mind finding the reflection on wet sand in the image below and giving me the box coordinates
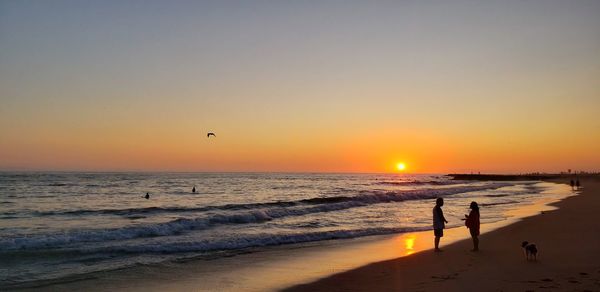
[404,234,416,255]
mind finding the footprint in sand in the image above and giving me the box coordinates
[430,273,459,281]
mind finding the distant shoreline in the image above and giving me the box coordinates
[448,173,600,181]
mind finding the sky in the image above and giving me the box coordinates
[1,0,599,173]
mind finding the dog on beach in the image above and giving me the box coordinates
[521,241,538,261]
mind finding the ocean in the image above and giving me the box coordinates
[0,172,572,288]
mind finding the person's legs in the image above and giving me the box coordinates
[471,235,479,251]
[434,229,443,251]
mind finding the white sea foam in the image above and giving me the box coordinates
[87,226,433,254]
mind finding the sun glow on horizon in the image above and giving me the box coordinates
[396,162,406,172]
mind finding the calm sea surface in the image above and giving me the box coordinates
[0,172,571,287]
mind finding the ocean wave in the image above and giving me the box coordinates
[0,218,211,251]
[7,227,432,257]
[99,226,433,254]
[35,183,511,218]
[0,216,21,219]
[85,184,121,188]
[373,180,458,186]
[34,201,298,217]
[47,183,74,187]
[1,183,511,251]
[479,201,519,207]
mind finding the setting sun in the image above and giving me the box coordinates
[397,163,406,172]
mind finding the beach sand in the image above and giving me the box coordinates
[285,178,600,292]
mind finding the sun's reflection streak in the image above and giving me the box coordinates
[404,234,416,255]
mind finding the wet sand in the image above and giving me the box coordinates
[285,178,600,292]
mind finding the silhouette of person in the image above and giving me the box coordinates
[192,186,196,193]
[465,201,480,251]
[570,179,575,190]
[145,192,150,199]
[575,179,580,190]
[433,198,448,252]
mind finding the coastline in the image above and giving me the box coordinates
[284,177,600,291]
[10,180,577,292]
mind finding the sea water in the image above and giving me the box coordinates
[0,172,571,287]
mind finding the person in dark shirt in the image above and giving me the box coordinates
[432,198,448,252]
[465,201,480,251]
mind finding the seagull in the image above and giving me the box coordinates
[207,132,216,138]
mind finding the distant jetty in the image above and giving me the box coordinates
[448,173,600,181]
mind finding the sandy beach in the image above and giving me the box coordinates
[285,177,600,292]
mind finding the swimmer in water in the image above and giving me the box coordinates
[192,186,196,193]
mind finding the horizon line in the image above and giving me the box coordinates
[0,169,595,175]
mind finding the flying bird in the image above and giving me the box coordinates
[207,132,216,138]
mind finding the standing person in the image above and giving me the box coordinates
[433,198,448,252]
[570,179,575,190]
[575,179,580,190]
[465,201,480,251]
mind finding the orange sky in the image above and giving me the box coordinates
[1,1,599,173]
